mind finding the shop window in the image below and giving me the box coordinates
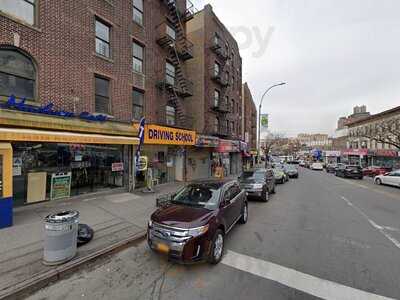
[95,19,110,58]
[133,0,143,26]
[132,89,144,120]
[166,62,175,86]
[166,105,176,126]
[132,42,144,73]
[0,48,36,100]
[0,0,36,25]
[214,90,220,107]
[95,76,110,114]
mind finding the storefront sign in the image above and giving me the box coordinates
[13,166,21,176]
[323,151,341,157]
[373,150,398,157]
[2,95,108,122]
[144,125,196,146]
[217,140,233,153]
[111,162,124,172]
[341,149,369,156]
[13,157,22,166]
[50,172,71,200]
[196,135,219,148]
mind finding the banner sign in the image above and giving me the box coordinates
[196,135,219,148]
[144,125,196,146]
[260,114,269,129]
[2,95,108,122]
[135,118,146,173]
[50,172,71,200]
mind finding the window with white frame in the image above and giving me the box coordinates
[166,106,176,126]
[132,89,144,120]
[0,0,36,25]
[133,0,143,25]
[214,62,220,77]
[166,24,176,40]
[214,90,220,107]
[166,62,175,86]
[133,42,144,73]
[95,19,110,58]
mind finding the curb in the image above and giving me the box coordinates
[0,230,147,300]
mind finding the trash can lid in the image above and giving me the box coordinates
[45,210,80,223]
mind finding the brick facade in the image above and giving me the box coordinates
[186,4,243,140]
[242,82,257,150]
[0,0,192,126]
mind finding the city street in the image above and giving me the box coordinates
[27,169,400,300]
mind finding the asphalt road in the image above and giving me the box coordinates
[28,169,400,300]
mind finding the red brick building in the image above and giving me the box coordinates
[186,4,243,139]
[242,82,257,151]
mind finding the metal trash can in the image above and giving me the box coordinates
[43,210,79,265]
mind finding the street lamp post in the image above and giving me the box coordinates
[258,82,286,163]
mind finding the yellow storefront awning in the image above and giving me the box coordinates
[0,128,139,145]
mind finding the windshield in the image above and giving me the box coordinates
[240,171,266,182]
[171,184,221,210]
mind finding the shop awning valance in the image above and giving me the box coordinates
[0,128,139,145]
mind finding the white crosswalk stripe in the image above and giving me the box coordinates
[222,250,395,300]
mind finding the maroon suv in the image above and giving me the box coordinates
[148,179,248,264]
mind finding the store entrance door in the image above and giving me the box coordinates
[0,143,13,229]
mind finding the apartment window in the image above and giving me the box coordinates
[0,0,36,25]
[95,19,110,58]
[214,90,220,107]
[166,24,176,40]
[166,62,175,86]
[0,48,36,100]
[214,62,220,76]
[232,75,235,87]
[95,76,110,114]
[132,89,144,120]
[214,117,219,132]
[166,106,176,126]
[231,99,235,113]
[231,121,235,134]
[214,33,220,46]
[133,0,143,26]
[132,42,144,73]
[225,96,229,108]
[226,120,229,131]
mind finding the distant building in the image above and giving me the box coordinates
[297,133,332,149]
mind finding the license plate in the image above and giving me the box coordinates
[156,243,170,253]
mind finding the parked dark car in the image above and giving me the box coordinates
[335,165,363,179]
[326,163,338,173]
[239,168,275,202]
[283,164,299,178]
[148,180,247,264]
[363,166,392,177]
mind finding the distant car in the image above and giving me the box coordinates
[299,160,306,167]
[283,164,299,178]
[148,179,248,264]
[273,169,287,184]
[326,163,338,173]
[375,170,400,187]
[311,162,324,171]
[239,168,276,202]
[335,165,363,179]
[363,166,392,177]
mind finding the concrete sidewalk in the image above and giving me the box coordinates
[0,182,184,299]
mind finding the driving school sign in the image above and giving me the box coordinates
[144,125,196,146]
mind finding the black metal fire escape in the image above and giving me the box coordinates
[157,0,194,129]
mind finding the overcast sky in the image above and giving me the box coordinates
[192,0,400,137]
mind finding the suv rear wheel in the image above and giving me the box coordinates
[208,229,224,264]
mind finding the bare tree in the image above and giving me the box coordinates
[262,132,286,155]
[358,117,400,150]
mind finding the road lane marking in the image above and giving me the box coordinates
[341,196,400,250]
[222,250,394,300]
[335,177,400,200]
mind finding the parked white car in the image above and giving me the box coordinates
[374,170,400,188]
[311,162,324,171]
